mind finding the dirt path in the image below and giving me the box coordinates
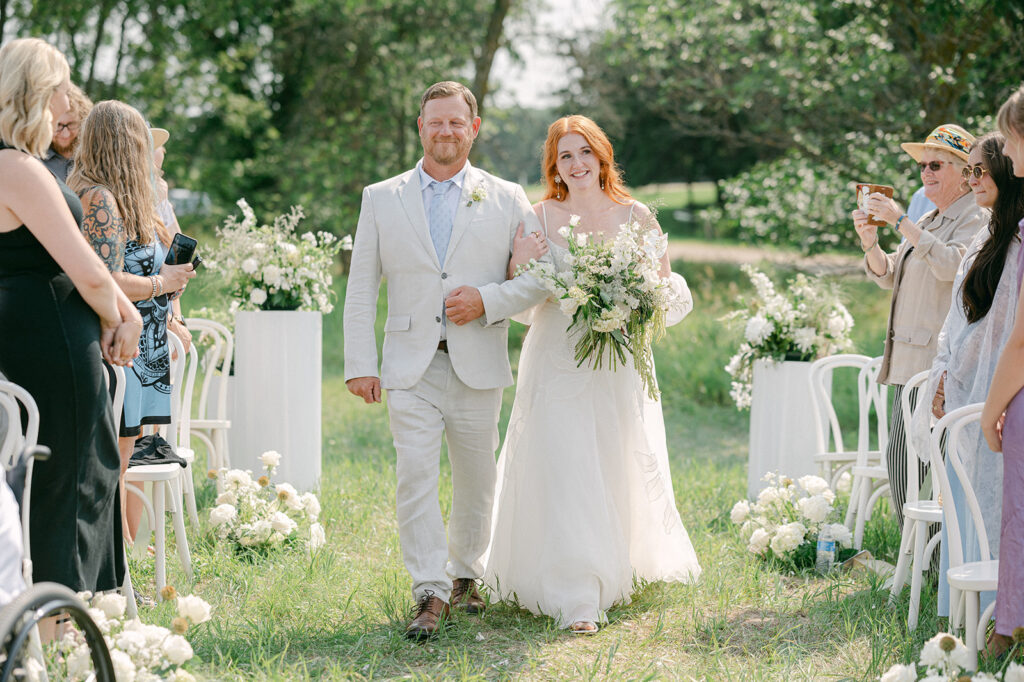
[667,240,863,276]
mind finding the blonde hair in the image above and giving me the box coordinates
[541,115,631,204]
[66,83,93,123]
[0,38,69,157]
[997,85,1024,141]
[68,100,168,246]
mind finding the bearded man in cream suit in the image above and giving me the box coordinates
[343,81,550,640]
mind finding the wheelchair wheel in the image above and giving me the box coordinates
[0,582,114,682]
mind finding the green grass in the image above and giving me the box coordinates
[139,254,1009,681]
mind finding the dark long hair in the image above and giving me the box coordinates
[961,133,1024,323]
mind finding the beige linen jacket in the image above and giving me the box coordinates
[865,192,989,385]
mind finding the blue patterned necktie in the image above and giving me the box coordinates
[428,180,454,264]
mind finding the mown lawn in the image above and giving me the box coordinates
[112,246,1017,680]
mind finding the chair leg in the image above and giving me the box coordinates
[854,479,870,550]
[889,514,914,604]
[169,478,193,581]
[182,464,199,527]
[153,481,166,597]
[215,427,230,469]
[923,531,941,568]
[979,600,998,653]
[845,474,862,530]
[122,547,137,619]
[965,591,979,672]
[908,519,927,631]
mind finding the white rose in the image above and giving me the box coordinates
[209,504,237,527]
[575,233,588,247]
[109,649,136,682]
[747,528,770,555]
[275,483,304,511]
[94,592,127,619]
[730,500,750,525]
[250,288,268,305]
[301,493,321,521]
[262,264,283,287]
[161,634,194,666]
[827,523,853,548]
[558,225,572,239]
[1004,663,1024,682]
[879,664,918,682]
[797,475,831,497]
[225,469,253,491]
[569,214,581,227]
[827,313,848,337]
[215,490,237,506]
[309,522,326,551]
[770,522,806,555]
[270,511,297,535]
[177,594,212,624]
[793,327,817,354]
[67,644,92,678]
[756,486,780,507]
[115,628,148,655]
[260,450,282,469]
[241,258,258,274]
[797,495,831,524]
[559,297,580,317]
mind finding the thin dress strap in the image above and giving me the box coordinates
[540,201,549,238]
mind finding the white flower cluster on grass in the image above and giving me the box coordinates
[517,214,677,399]
[879,631,1024,681]
[209,451,326,554]
[731,472,851,564]
[206,199,345,315]
[53,591,211,681]
[723,265,855,409]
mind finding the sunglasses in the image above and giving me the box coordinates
[917,160,946,172]
[961,164,990,180]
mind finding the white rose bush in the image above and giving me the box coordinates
[206,199,346,314]
[723,265,854,409]
[732,473,853,568]
[50,590,211,681]
[208,451,326,556]
[515,215,678,398]
[879,631,1024,681]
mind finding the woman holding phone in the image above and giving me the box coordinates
[68,100,197,542]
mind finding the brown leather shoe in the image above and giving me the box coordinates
[450,578,486,615]
[405,592,450,640]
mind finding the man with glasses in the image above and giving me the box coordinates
[42,83,91,181]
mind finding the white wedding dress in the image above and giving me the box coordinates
[483,208,701,628]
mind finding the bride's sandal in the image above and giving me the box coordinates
[570,620,599,635]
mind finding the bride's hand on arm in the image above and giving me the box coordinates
[508,222,548,279]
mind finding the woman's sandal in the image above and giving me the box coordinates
[570,620,599,635]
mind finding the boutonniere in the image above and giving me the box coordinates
[466,185,487,207]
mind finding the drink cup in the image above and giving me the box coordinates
[856,183,895,227]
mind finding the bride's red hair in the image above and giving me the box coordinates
[540,115,631,204]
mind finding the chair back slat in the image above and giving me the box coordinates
[185,319,233,423]
[930,402,990,568]
[809,354,872,456]
[901,370,931,504]
[0,380,42,584]
[856,357,888,464]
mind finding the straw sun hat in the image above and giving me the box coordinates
[900,124,974,162]
[149,127,169,148]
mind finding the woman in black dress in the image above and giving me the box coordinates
[0,38,141,594]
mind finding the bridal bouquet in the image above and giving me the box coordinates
[50,590,211,681]
[208,451,326,556]
[206,199,349,314]
[879,632,1024,681]
[723,265,854,409]
[517,215,676,398]
[732,473,854,568]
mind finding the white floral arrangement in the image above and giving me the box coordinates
[207,451,326,555]
[880,632,1024,681]
[206,199,348,315]
[49,589,211,681]
[723,264,854,409]
[731,473,853,568]
[516,215,677,399]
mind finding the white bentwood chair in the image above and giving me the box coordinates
[887,370,942,631]
[845,357,891,549]
[931,402,998,672]
[185,318,233,471]
[809,353,873,489]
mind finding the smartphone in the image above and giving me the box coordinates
[164,232,198,266]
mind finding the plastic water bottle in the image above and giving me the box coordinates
[816,526,836,573]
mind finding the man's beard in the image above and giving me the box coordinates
[52,138,77,157]
[422,134,472,166]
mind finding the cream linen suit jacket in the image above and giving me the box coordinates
[343,163,549,391]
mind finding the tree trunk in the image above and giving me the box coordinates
[86,0,115,92]
[0,0,9,42]
[471,0,513,120]
[111,9,130,98]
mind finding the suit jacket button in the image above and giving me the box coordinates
[441,272,448,279]
[435,316,441,323]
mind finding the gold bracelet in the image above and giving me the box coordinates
[861,235,878,253]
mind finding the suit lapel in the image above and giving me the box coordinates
[444,165,481,266]
[398,171,440,269]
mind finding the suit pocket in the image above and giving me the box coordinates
[892,325,932,346]
[384,314,411,332]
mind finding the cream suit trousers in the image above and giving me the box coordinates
[386,349,503,603]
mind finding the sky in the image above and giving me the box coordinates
[490,0,609,109]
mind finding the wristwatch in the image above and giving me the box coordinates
[172,315,187,328]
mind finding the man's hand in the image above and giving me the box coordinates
[445,286,485,325]
[346,376,382,404]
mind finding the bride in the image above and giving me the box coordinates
[483,115,701,633]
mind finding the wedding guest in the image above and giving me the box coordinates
[913,132,1024,622]
[981,83,1024,658]
[150,126,190,353]
[0,38,141,597]
[854,124,987,530]
[484,115,701,634]
[42,82,90,181]
[69,100,196,542]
